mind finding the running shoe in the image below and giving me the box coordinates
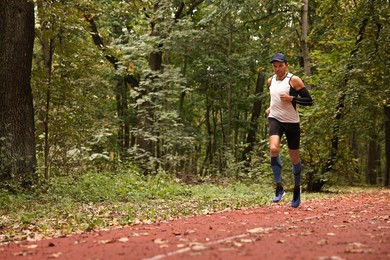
[291,185,301,208]
[272,187,285,202]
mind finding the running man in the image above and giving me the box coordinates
[265,53,313,207]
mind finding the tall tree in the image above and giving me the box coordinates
[242,70,265,163]
[0,0,37,187]
[300,0,311,77]
[36,0,55,180]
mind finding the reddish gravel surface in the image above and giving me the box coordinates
[1,189,389,260]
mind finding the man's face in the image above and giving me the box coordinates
[272,61,288,79]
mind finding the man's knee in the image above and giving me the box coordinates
[289,149,300,164]
[270,145,279,156]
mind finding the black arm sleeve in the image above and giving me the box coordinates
[294,87,313,106]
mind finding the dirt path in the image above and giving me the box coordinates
[1,189,389,260]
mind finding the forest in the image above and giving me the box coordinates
[1,0,390,193]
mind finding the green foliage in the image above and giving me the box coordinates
[303,0,390,186]
[23,0,389,189]
[45,172,177,202]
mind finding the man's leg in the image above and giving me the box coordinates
[270,135,284,202]
[289,149,301,207]
[286,121,302,208]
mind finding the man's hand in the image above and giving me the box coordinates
[265,108,270,117]
[280,93,293,102]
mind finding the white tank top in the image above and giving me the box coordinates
[269,73,299,123]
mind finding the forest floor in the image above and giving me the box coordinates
[0,188,389,260]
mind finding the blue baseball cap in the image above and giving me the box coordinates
[270,53,287,63]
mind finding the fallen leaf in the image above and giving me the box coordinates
[98,239,114,244]
[14,251,35,256]
[22,244,38,249]
[317,239,328,245]
[233,241,243,247]
[218,247,235,251]
[333,225,346,229]
[117,237,129,243]
[154,238,168,244]
[378,226,390,229]
[301,231,314,236]
[185,229,196,235]
[190,242,207,251]
[49,252,62,258]
[131,232,148,236]
[345,242,372,254]
[240,238,254,243]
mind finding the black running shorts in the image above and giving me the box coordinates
[268,117,300,150]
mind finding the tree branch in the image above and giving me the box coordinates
[176,0,205,20]
[85,15,139,87]
[85,15,119,69]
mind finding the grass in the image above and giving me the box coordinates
[0,169,378,244]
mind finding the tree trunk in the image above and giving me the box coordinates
[384,105,390,187]
[242,70,265,163]
[212,105,218,173]
[0,0,37,187]
[201,99,212,175]
[367,138,379,185]
[179,53,188,116]
[115,79,130,162]
[116,79,124,161]
[123,82,130,152]
[301,0,312,78]
[226,16,233,147]
[349,131,360,184]
[36,0,54,180]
